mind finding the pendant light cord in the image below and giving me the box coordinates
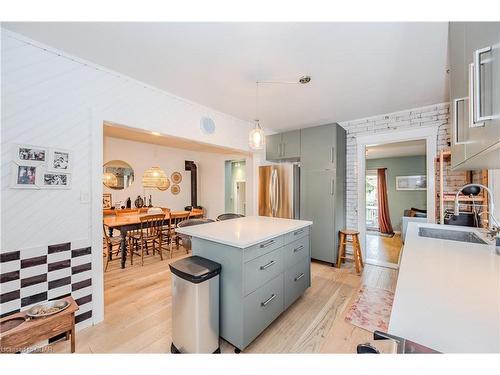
[255,81,260,128]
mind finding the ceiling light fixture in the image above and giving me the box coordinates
[248,75,311,151]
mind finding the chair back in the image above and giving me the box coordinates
[139,214,165,238]
[177,218,215,228]
[216,213,245,221]
[147,207,163,215]
[170,211,190,227]
[103,224,112,245]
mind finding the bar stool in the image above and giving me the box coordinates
[337,229,364,274]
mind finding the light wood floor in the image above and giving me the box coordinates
[366,233,402,265]
[51,248,398,354]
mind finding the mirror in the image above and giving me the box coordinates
[103,160,134,190]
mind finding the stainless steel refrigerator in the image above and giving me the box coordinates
[258,164,300,219]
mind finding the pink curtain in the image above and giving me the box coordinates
[377,168,394,235]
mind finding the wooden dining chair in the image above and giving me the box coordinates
[167,211,190,258]
[189,208,204,218]
[128,214,165,266]
[103,224,122,272]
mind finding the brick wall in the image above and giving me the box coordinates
[338,102,472,230]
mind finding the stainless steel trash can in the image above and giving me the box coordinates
[169,255,221,353]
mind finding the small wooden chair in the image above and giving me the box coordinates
[128,214,165,265]
[337,229,364,274]
[167,211,190,257]
[103,224,122,272]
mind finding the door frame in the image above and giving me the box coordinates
[356,127,438,259]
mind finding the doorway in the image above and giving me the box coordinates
[357,127,437,269]
[224,160,246,215]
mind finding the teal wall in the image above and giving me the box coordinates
[366,156,426,231]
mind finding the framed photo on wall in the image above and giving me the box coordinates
[103,193,112,209]
[47,148,72,172]
[396,175,427,191]
[41,170,72,189]
[14,144,47,164]
[10,162,41,189]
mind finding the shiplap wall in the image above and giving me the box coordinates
[1,29,253,325]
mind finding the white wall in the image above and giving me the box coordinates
[1,29,254,325]
[339,103,451,230]
[104,136,253,219]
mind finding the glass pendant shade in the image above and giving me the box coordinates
[249,122,265,150]
[102,172,118,187]
[142,166,168,188]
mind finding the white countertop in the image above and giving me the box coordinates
[176,216,312,248]
[389,222,500,353]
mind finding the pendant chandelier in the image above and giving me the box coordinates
[102,172,118,188]
[142,166,168,188]
[248,76,311,150]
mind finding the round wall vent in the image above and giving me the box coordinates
[200,117,216,134]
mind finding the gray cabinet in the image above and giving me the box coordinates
[265,130,300,161]
[449,22,469,168]
[300,124,346,264]
[191,228,311,351]
[449,22,500,170]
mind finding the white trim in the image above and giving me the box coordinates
[356,126,438,258]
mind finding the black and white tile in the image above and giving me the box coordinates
[0,242,93,328]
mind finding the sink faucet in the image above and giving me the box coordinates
[454,183,499,239]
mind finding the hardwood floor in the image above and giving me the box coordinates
[51,249,398,354]
[366,232,402,265]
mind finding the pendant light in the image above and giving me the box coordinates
[102,172,118,188]
[142,166,168,188]
[248,76,311,150]
[249,81,265,150]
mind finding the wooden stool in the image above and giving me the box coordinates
[337,229,364,274]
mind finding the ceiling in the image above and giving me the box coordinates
[3,22,449,132]
[366,140,426,159]
[104,122,248,155]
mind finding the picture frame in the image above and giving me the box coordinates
[10,162,41,189]
[103,193,112,209]
[14,144,47,164]
[47,148,72,172]
[396,175,427,191]
[41,170,72,189]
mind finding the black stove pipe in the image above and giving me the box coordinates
[184,160,201,210]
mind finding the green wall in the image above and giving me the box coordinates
[366,156,426,231]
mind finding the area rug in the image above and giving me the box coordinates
[344,285,394,333]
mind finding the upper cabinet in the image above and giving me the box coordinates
[449,22,500,170]
[300,124,337,170]
[265,130,300,161]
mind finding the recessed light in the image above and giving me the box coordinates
[151,131,161,136]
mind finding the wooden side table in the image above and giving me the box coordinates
[0,297,79,353]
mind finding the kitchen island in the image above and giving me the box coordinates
[389,222,500,353]
[176,216,313,351]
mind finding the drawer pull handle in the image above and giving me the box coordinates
[261,293,276,307]
[294,229,304,236]
[294,273,305,282]
[260,260,275,270]
[260,240,275,248]
[293,245,304,253]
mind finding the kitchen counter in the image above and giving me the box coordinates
[180,215,313,351]
[389,222,500,353]
[176,215,313,248]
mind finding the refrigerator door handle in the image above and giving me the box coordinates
[269,169,275,216]
[274,170,279,216]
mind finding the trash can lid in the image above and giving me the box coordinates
[169,255,221,284]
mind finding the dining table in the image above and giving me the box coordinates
[103,211,190,268]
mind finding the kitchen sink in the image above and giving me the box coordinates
[418,227,487,245]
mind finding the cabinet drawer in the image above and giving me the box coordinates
[244,247,283,296]
[284,259,310,310]
[243,274,284,347]
[243,236,284,263]
[283,235,309,269]
[284,227,309,245]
